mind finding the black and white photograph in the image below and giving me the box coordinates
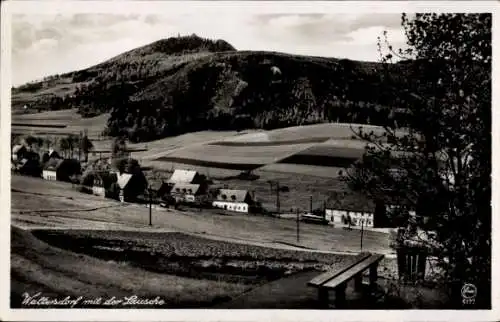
[0,1,498,320]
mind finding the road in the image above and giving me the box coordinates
[11,175,392,255]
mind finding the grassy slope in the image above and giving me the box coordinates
[12,109,109,139]
[11,226,249,308]
[11,175,392,254]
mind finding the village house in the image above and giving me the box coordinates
[170,183,205,203]
[42,158,63,181]
[212,189,254,213]
[12,144,27,162]
[325,193,376,228]
[168,169,205,185]
[81,170,116,197]
[325,207,376,228]
[149,181,173,200]
[114,171,148,203]
[325,189,420,229]
[16,157,42,177]
[91,173,107,197]
[42,158,81,182]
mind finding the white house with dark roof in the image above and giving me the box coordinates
[170,183,204,203]
[212,189,253,213]
[42,158,64,181]
[325,192,376,228]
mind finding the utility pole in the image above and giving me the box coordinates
[296,208,300,243]
[148,187,152,226]
[268,180,281,214]
[276,181,280,214]
[310,195,313,214]
[360,219,365,251]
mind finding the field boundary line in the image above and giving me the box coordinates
[11,187,117,203]
[12,204,122,215]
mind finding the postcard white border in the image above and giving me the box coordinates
[1,1,499,321]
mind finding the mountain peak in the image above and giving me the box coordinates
[131,34,237,57]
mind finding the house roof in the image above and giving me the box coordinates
[18,158,29,166]
[43,158,64,171]
[12,145,26,154]
[325,191,375,213]
[48,149,59,157]
[171,183,201,195]
[116,173,133,189]
[149,180,165,191]
[216,189,250,202]
[168,169,198,183]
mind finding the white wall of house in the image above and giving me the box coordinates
[212,201,249,213]
[42,170,57,181]
[173,194,197,203]
[92,186,105,197]
[325,209,374,227]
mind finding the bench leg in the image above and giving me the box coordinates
[369,263,379,287]
[334,283,347,309]
[354,274,363,292]
[318,288,329,309]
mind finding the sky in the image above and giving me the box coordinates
[12,12,407,86]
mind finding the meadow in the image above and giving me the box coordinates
[11,109,109,140]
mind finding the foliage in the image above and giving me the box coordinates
[80,131,94,162]
[342,13,491,308]
[111,137,128,160]
[13,34,419,142]
[58,134,80,159]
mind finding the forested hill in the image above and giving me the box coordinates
[12,34,415,142]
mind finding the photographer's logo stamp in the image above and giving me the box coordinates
[461,283,477,305]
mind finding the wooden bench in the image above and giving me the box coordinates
[307,252,385,308]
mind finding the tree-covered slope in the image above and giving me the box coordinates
[12,34,414,142]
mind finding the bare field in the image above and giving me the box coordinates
[239,123,385,142]
[210,136,330,146]
[157,142,314,166]
[257,163,344,179]
[218,123,408,145]
[12,108,81,122]
[129,131,244,161]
